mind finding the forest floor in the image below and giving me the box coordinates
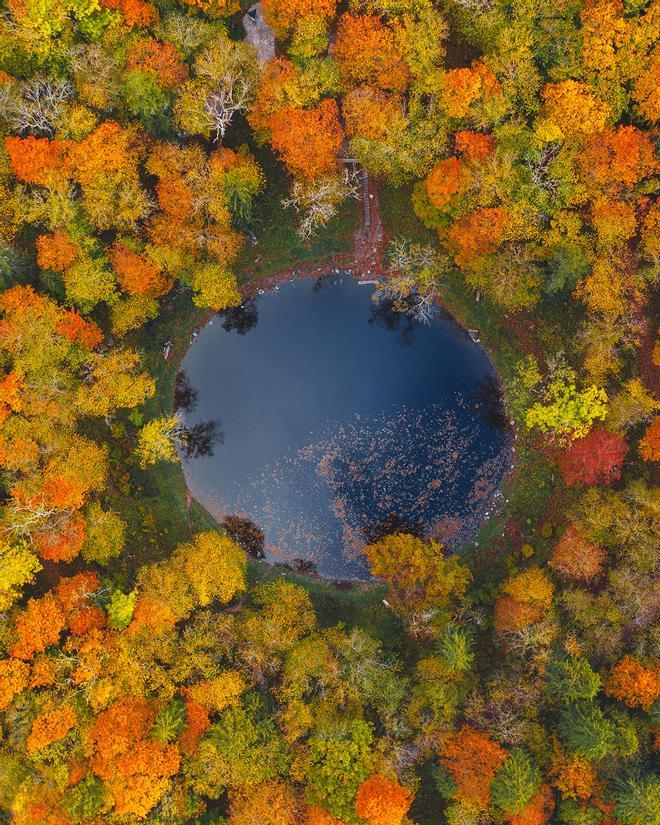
[638,301,659,397]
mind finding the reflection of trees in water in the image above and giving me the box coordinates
[223,514,265,559]
[314,274,347,292]
[364,512,424,545]
[173,371,197,413]
[369,298,416,347]
[183,419,223,458]
[175,371,222,459]
[474,374,509,430]
[289,558,318,576]
[220,298,258,335]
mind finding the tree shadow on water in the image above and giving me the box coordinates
[368,298,416,347]
[223,515,265,559]
[219,298,258,335]
[313,275,337,291]
[183,419,223,459]
[473,374,509,430]
[173,371,198,413]
[363,512,425,545]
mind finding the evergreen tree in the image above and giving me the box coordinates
[546,655,602,702]
[490,748,542,815]
[614,773,660,825]
[438,625,474,673]
[151,696,187,743]
[558,703,618,759]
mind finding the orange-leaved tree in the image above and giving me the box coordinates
[540,80,611,140]
[342,87,404,141]
[578,126,656,193]
[88,696,180,818]
[179,697,211,756]
[11,593,66,660]
[36,231,80,272]
[228,781,299,824]
[125,39,188,88]
[0,657,29,710]
[110,242,173,298]
[439,61,504,120]
[354,774,413,825]
[67,121,150,233]
[27,706,77,754]
[591,199,636,248]
[0,284,150,571]
[56,309,104,350]
[269,99,343,180]
[303,804,346,824]
[551,749,597,801]
[55,571,106,636]
[510,784,555,825]
[455,130,495,160]
[334,14,409,92]
[5,136,71,185]
[605,655,660,711]
[639,415,660,461]
[439,725,507,809]
[494,569,554,635]
[424,157,472,212]
[98,0,158,26]
[549,525,608,582]
[447,206,509,267]
[262,0,336,39]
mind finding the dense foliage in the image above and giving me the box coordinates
[0,0,657,822]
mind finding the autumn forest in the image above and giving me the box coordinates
[0,0,657,822]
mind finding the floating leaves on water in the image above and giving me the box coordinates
[196,402,511,579]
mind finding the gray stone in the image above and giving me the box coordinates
[242,3,276,65]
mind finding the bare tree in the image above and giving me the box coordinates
[71,44,120,110]
[204,74,255,142]
[524,143,561,197]
[452,0,496,15]
[194,37,259,143]
[155,12,213,56]
[388,239,443,275]
[283,168,362,241]
[500,619,558,660]
[464,672,544,745]
[0,76,72,136]
[375,239,449,324]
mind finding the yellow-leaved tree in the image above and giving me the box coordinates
[136,417,187,467]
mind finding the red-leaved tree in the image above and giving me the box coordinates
[556,428,627,486]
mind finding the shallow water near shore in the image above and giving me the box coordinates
[179,276,512,579]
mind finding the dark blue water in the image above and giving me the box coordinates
[179,276,511,578]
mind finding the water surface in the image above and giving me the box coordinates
[179,276,511,578]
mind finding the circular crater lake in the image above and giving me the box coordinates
[178,276,512,579]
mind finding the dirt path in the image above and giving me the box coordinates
[351,174,388,275]
[636,307,659,397]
